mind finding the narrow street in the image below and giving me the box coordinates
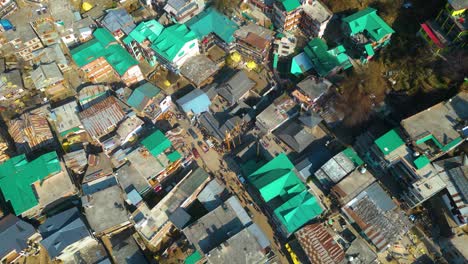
[166,110,289,264]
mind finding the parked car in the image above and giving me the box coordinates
[205,139,214,148]
[188,128,198,139]
[192,147,200,159]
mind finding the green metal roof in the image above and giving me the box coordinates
[127,82,161,111]
[303,38,352,77]
[186,8,239,43]
[374,129,405,156]
[125,20,198,61]
[278,0,301,12]
[413,155,430,170]
[71,28,138,76]
[342,7,395,42]
[141,130,172,157]
[364,43,375,56]
[248,153,322,233]
[342,147,364,166]
[274,190,323,233]
[167,151,182,162]
[273,54,279,69]
[0,152,62,215]
[184,251,202,264]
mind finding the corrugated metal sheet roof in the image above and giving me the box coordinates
[127,82,161,111]
[79,96,125,139]
[176,89,211,115]
[101,8,136,35]
[186,8,239,43]
[342,7,395,41]
[141,130,171,157]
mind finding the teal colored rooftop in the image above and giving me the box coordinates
[141,130,172,157]
[374,129,405,156]
[342,147,364,166]
[71,28,138,76]
[278,0,301,12]
[127,82,161,111]
[0,152,62,215]
[248,153,323,234]
[186,7,239,43]
[342,7,395,42]
[292,38,352,76]
[124,20,198,61]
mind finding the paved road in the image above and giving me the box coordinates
[167,110,289,264]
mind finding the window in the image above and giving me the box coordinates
[189,42,196,49]
[178,50,184,57]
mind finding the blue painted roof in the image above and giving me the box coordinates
[0,214,36,259]
[176,89,211,115]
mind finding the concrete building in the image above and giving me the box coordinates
[0,0,17,18]
[400,91,467,161]
[233,23,275,63]
[292,76,332,110]
[105,228,148,264]
[0,68,24,102]
[31,44,70,72]
[179,55,219,88]
[49,101,84,140]
[126,82,172,123]
[274,33,297,57]
[81,184,130,236]
[300,0,332,38]
[273,0,302,31]
[216,70,256,106]
[30,63,64,92]
[256,93,299,133]
[100,8,136,39]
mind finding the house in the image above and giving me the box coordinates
[419,0,467,52]
[246,153,323,236]
[291,38,352,76]
[256,93,298,133]
[216,71,255,106]
[105,228,148,264]
[293,76,333,110]
[233,23,275,63]
[31,44,70,72]
[30,63,64,92]
[130,167,210,248]
[206,223,271,264]
[100,8,136,39]
[82,153,114,185]
[342,8,394,61]
[49,1,96,47]
[0,132,10,163]
[176,89,211,118]
[49,101,84,139]
[126,82,172,122]
[314,147,364,188]
[294,223,345,264]
[183,196,253,253]
[300,0,333,38]
[0,214,40,263]
[186,7,239,48]
[0,151,76,217]
[179,55,220,88]
[274,33,297,57]
[434,155,468,226]
[295,143,333,182]
[248,0,274,13]
[31,17,61,46]
[342,182,411,251]
[400,91,467,160]
[0,68,24,101]
[79,96,126,141]
[71,28,143,86]
[63,149,88,174]
[273,0,302,31]
[274,111,330,153]
[115,114,144,146]
[82,184,130,236]
[0,0,17,18]
[117,130,183,192]
[77,84,111,109]
[8,112,56,154]
[39,207,102,262]
[164,0,201,23]
[197,179,227,212]
[330,168,376,205]
[124,20,199,69]
[198,112,243,142]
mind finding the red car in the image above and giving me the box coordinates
[192,148,200,159]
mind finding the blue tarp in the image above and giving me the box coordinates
[0,19,13,31]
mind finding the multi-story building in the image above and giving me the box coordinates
[124,20,199,71]
[419,0,467,52]
[0,0,17,18]
[233,23,275,64]
[342,8,394,62]
[164,0,200,23]
[273,0,302,31]
[300,0,332,38]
